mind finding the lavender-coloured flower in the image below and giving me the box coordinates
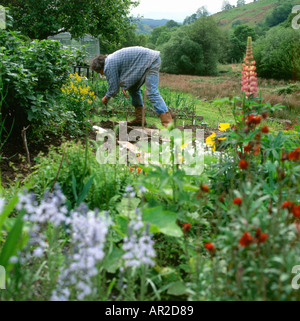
[122,213,156,268]
[51,206,111,301]
[138,185,147,193]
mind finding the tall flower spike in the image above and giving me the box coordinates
[241,37,257,99]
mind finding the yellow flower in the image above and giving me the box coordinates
[206,132,216,151]
[181,142,189,149]
[218,123,230,131]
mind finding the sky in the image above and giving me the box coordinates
[130,0,252,22]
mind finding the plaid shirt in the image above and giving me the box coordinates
[104,46,160,98]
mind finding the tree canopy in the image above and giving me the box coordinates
[2,0,138,41]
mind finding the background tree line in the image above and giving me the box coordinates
[2,0,300,80]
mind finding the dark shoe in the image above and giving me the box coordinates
[127,107,147,126]
[160,111,173,128]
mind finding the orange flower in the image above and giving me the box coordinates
[182,223,191,233]
[255,132,261,140]
[254,228,268,244]
[257,233,268,244]
[281,201,294,211]
[244,144,251,153]
[253,115,262,125]
[130,167,135,172]
[201,184,210,193]
[288,148,300,161]
[239,232,253,247]
[204,242,216,253]
[253,143,261,156]
[255,228,261,238]
[137,168,142,174]
[239,159,249,170]
[219,194,225,203]
[292,205,300,218]
[261,125,269,134]
[233,197,242,206]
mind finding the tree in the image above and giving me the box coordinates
[222,1,235,11]
[183,6,209,25]
[1,0,138,42]
[183,14,197,25]
[165,20,179,29]
[237,0,246,7]
[150,25,168,46]
[189,17,221,75]
[230,24,256,61]
[265,3,293,28]
[160,30,204,75]
[253,26,300,80]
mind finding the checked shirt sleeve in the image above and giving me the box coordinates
[104,61,120,98]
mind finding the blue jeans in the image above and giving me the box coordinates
[129,57,168,115]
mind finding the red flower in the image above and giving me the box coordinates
[262,112,268,119]
[239,159,249,169]
[255,228,261,238]
[281,152,288,162]
[253,115,262,125]
[257,233,268,244]
[239,232,253,247]
[129,167,135,172]
[233,197,242,206]
[255,132,261,140]
[288,148,300,161]
[244,144,251,153]
[247,114,256,124]
[254,228,268,244]
[182,223,192,233]
[292,205,300,219]
[219,194,225,203]
[253,143,261,156]
[201,184,210,193]
[261,125,269,134]
[281,201,294,210]
[204,242,216,253]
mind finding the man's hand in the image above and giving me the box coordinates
[102,96,109,105]
[122,89,129,98]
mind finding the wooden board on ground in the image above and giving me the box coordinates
[117,140,161,166]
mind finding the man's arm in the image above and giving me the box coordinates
[104,65,120,100]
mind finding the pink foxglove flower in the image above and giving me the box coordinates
[241,36,257,99]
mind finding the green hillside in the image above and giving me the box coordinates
[135,18,170,35]
[212,0,299,30]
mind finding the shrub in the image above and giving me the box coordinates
[253,27,300,80]
[160,30,204,75]
[0,29,86,139]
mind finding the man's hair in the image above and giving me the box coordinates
[90,54,107,72]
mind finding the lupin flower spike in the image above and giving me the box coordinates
[241,36,257,99]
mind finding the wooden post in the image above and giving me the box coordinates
[142,89,146,130]
[21,125,31,166]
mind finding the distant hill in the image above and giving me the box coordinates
[134,18,171,35]
[211,0,299,30]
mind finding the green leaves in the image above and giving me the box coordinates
[143,206,183,238]
[167,280,187,296]
[0,214,24,269]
